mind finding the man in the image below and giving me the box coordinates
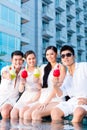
[51,45,87,123]
[0,50,24,119]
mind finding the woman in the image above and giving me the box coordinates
[23,46,66,122]
[10,50,41,119]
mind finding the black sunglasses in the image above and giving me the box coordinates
[61,53,73,59]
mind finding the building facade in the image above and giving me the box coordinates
[0,0,30,69]
[0,0,87,70]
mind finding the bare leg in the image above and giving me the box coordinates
[1,104,13,119]
[19,106,29,119]
[51,107,64,123]
[10,108,19,119]
[72,107,86,123]
[72,122,83,130]
[23,103,40,123]
[32,102,58,121]
[0,118,10,130]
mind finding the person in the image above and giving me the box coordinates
[10,50,41,119]
[51,45,87,123]
[23,46,66,121]
[0,50,24,119]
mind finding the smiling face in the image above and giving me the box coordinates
[46,49,57,64]
[61,50,75,67]
[11,55,23,70]
[26,53,36,67]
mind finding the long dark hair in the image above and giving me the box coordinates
[42,46,57,88]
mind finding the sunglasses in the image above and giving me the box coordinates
[61,53,73,59]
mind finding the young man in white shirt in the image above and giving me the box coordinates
[0,50,24,119]
[51,45,87,123]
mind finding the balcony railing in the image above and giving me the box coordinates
[21,0,30,4]
[42,7,53,21]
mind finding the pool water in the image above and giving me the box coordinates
[0,118,87,130]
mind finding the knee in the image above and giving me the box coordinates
[19,108,25,119]
[32,110,41,120]
[51,108,59,120]
[74,108,86,117]
[10,108,19,119]
[1,105,12,119]
[51,107,64,121]
[1,109,9,119]
[24,110,31,120]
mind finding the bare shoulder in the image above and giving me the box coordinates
[59,63,66,70]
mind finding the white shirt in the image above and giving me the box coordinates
[61,62,87,98]
[0,65,21,105]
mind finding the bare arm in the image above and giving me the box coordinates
[18,79,26,93]
[78,97,87,105]
[53,64,66,96]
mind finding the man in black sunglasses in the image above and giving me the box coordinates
[51,45,87,123]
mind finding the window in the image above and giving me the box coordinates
[1,5,20,32]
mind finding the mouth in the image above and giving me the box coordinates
[15,64,22,68]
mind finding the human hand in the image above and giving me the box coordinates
[78,98,87,105]
[37,103,48,110]
[2,71,12,80]
[53,77,62,88]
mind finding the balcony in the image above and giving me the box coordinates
[67,25,75,33]
[42,28,53,38]
[42,0,53,4]
[77,31,85,38]
[56,33,66,43]
[77,45,85,51]
[75,2,83,12]
[67,8,75,19]
[21,18,29,24]
[21,0,30,4]
[55,1,65,12]
[76,15,84,25]
[66,0,75,5]
[21,6,30,24]
[56,15,65,28]
[21,27,30,44]
[42,8,53,21]
[21,35,30,45]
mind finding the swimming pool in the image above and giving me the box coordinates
[0,118,87,130]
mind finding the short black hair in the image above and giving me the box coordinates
[60,45,75,56]
[11,50,24,58]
